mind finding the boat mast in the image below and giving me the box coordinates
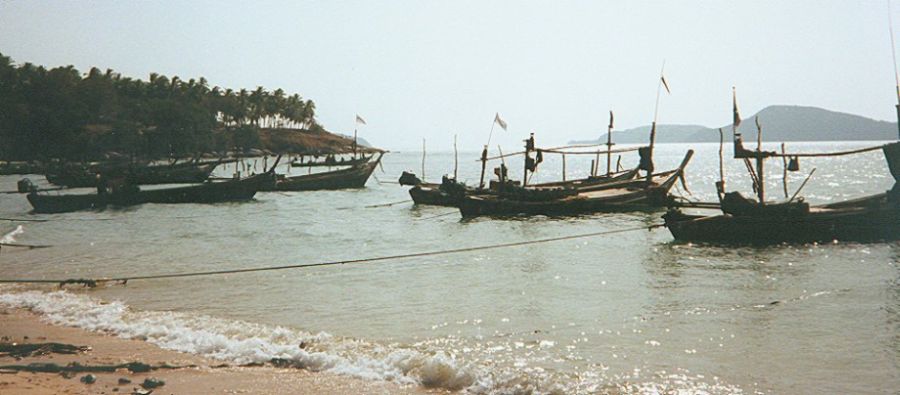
[890,0,900,138]
[606,110,614,175]
[755,116,765,204]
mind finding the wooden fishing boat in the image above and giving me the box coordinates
[290,154,372,167]
[45,160,223,187]
[663,189,898,244]
[261,153,382,191]
[458,150,693,217]
[0,161,46,175]
[27,171,274,214]
[662,89,900,245]
[402,168,641,208]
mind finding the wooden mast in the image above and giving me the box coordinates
[755,116,765,204]
[453,134,458,180]
[606,110,614,175]
[890,0,900,138]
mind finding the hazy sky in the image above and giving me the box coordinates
[0,0,897,150]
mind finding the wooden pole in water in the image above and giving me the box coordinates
[718,128,726,202]
[479,145,488,189]
[453,134,458,180]
[421,138,426,181]
[562,153,567,182]
[781,143,789,198]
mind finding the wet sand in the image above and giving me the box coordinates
[0,308,437,394]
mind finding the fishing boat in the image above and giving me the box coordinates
[662,90,900,245]
[458,150,694,217]
[0,161,46,175]
[45,159,224,187]
[27,169,275,214]
[290,154,372,167]
[401,125,644,208]
[663,189,898,244]
[261,153,382,191]
[400,168,641,208]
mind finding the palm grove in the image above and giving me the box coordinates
[0,52,322,161]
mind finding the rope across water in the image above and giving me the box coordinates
[0,224,662,285]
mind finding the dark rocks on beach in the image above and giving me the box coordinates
[79,374,97,384]
[118,377,132,385]
[141,377,165,389]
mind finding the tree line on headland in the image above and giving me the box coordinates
[0,52,330,162]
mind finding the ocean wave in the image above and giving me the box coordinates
[1,225,24,244]
[0,289,743,394]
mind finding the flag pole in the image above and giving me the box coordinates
[606,110,614,175]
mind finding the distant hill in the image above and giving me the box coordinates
[570,105,899,145]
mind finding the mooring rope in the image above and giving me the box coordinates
[0,224,663,285]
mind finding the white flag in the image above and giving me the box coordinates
[660,75,671,94]
[355,114,367,125]
[493,112,508,131]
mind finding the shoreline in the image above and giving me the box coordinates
[0,307,438,394]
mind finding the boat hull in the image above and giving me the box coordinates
[458,151,692,217]
[27,173,273,213]
[408,168,640,208]
[263,155,381,192]
[663,194,899,244]
[46,161,220,187]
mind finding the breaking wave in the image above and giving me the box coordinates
[1,225,24,244]
[0,288,743,394]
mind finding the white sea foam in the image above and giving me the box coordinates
[0,289,487,391]
[0,289,744,395]
[1,225,24,244]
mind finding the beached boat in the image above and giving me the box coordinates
[458,150,693,217]
[45,160,223,187]
[261,153,382,191]
[27,171,274,213]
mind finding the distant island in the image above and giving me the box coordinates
[0,52,369,162]
[570,105,899,145]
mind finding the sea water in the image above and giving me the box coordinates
[0,141,897,394]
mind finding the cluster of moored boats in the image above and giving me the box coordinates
[398,103,900,245]
[3,97,898,246]
[9,151,383,214]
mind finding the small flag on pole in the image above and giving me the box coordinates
[608,110,614,129]
[355,114,367,125]
[493,112,508,131]
[660,75,671,94]
[732,87,741,129]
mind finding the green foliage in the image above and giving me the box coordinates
[0,52,319,160]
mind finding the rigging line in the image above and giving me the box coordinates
[0,224,663,284]
[0,243,52,249]
[414,211,458,221]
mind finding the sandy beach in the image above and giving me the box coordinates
[0,308,436,395]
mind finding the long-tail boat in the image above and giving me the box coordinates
[290,154,372,167]
[0,161,47,175]
[261,153,383,191]
[458,150,694,217]
[401,124,642,207]
[45,159,225,187]
[400,168,640,208]
[27,159,279,214]
[662,89,900,244]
